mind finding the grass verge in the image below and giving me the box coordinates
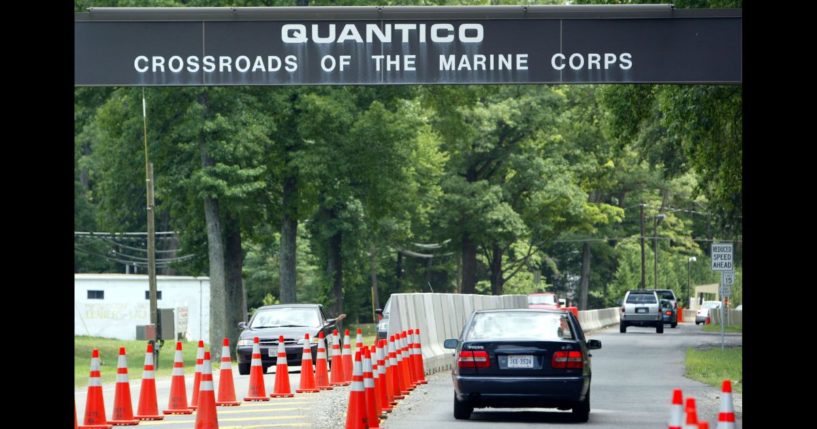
[75,336,204,388]
[702,323,742,333]
[685,346,742,393]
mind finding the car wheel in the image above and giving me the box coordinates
[453,393,473,420]
[656,323,664,334]
[572,388,590,422]
[238,363,250,375]
[671,321,678,328]
[619,322,627,333]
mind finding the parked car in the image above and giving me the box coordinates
[620,290,663,334]
[235,304,345,375]
[376,297,392,340]
[443,309,601,422]
[695,300,722,325]
[660,299,678,328]
[527,292,561,310]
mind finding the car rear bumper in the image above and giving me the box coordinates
[453,374,587,407]
[622,314,661,322]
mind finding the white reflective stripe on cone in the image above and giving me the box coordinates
[90,357,100,371]
[144,352,154,366]
[200,380,214,391]
[175,350,184,362]
[117,374,129,383]
[89,377,101,387]
[143,370,155,379]
[172,366,185,376]
[251,358,262,366]
[118,354,128,368]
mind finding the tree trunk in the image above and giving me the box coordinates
[199,91,228,359]
[579,242,591,310]
[279,175,298,303]
[370,241,380,322]
[224,211,247,356]
[490,242,503,295]
[395,251,403,292]
[461,234,477,294]
[327,228,343,316]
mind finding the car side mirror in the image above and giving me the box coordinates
[443,339,459,349]
[587,339,602,350]
[238,321,247,330]
[325,318,335,325]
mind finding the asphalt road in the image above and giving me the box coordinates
[382,322,742,429]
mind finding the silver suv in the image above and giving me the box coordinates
[620,290,663,334]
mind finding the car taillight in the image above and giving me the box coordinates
[552,351,583,369]
[665,311,672,316]
[621,307,625,313]
[458,350,490,368]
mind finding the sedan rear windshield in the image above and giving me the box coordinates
[627,293,657,304]
[465,312,574,341]
[250,307,321,329]
[656,291,675,300]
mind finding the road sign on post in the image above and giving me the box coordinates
[711,243,733,271]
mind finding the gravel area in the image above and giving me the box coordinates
[307,370,449,429]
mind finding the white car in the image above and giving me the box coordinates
[695,301,722,325]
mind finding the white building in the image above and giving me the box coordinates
[74,273,210,341]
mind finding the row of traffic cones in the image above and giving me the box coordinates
[345,328,428,429]
[668,380,737,429]
[79,339,243,428]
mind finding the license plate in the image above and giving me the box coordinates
[636,308,648,313]
[507,355,534,369]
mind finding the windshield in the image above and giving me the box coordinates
[528,294,557,305]
[465,312,574,341]
[250,307,321,329]
[627,293,657,304]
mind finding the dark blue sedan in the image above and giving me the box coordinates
[444,309,601,422]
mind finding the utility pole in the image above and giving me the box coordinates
[143,89,159,361]
[653,214,665,289]
[640,203,646,289]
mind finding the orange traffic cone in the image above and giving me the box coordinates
[375,341,392,412]
[412,329,427,385]
[369,345,383,417]
[216,338,240,407]
[362,347,380,429]
[109,347,138,425]
[75,401,78,429]
[668,388,683,429]
[345,351,368,429]
[190,340,205,410]
[355,328,364,356]
[314,332,333,391]
[388,335,404,401]
[716,380,736,429]
[134,343,163,420]
[397,332,412,394]
[194,351,219,429]
[296,334,319,393]
[342,329,353,383]
[402,331,417,389]
[330,329,348,386]
[164,341,193,415]
[684,397,699,429]
[699,423,710,429]
[243,337,270,401]
[270,336,294,398]
[79,349,112,429]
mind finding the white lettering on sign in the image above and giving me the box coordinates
[711,243,734,272]
[134,55,299,74]
[282,23,484,44]
[440,54,527,71]
[550,52,633,71]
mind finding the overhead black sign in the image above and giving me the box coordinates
[75,6,741,86]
